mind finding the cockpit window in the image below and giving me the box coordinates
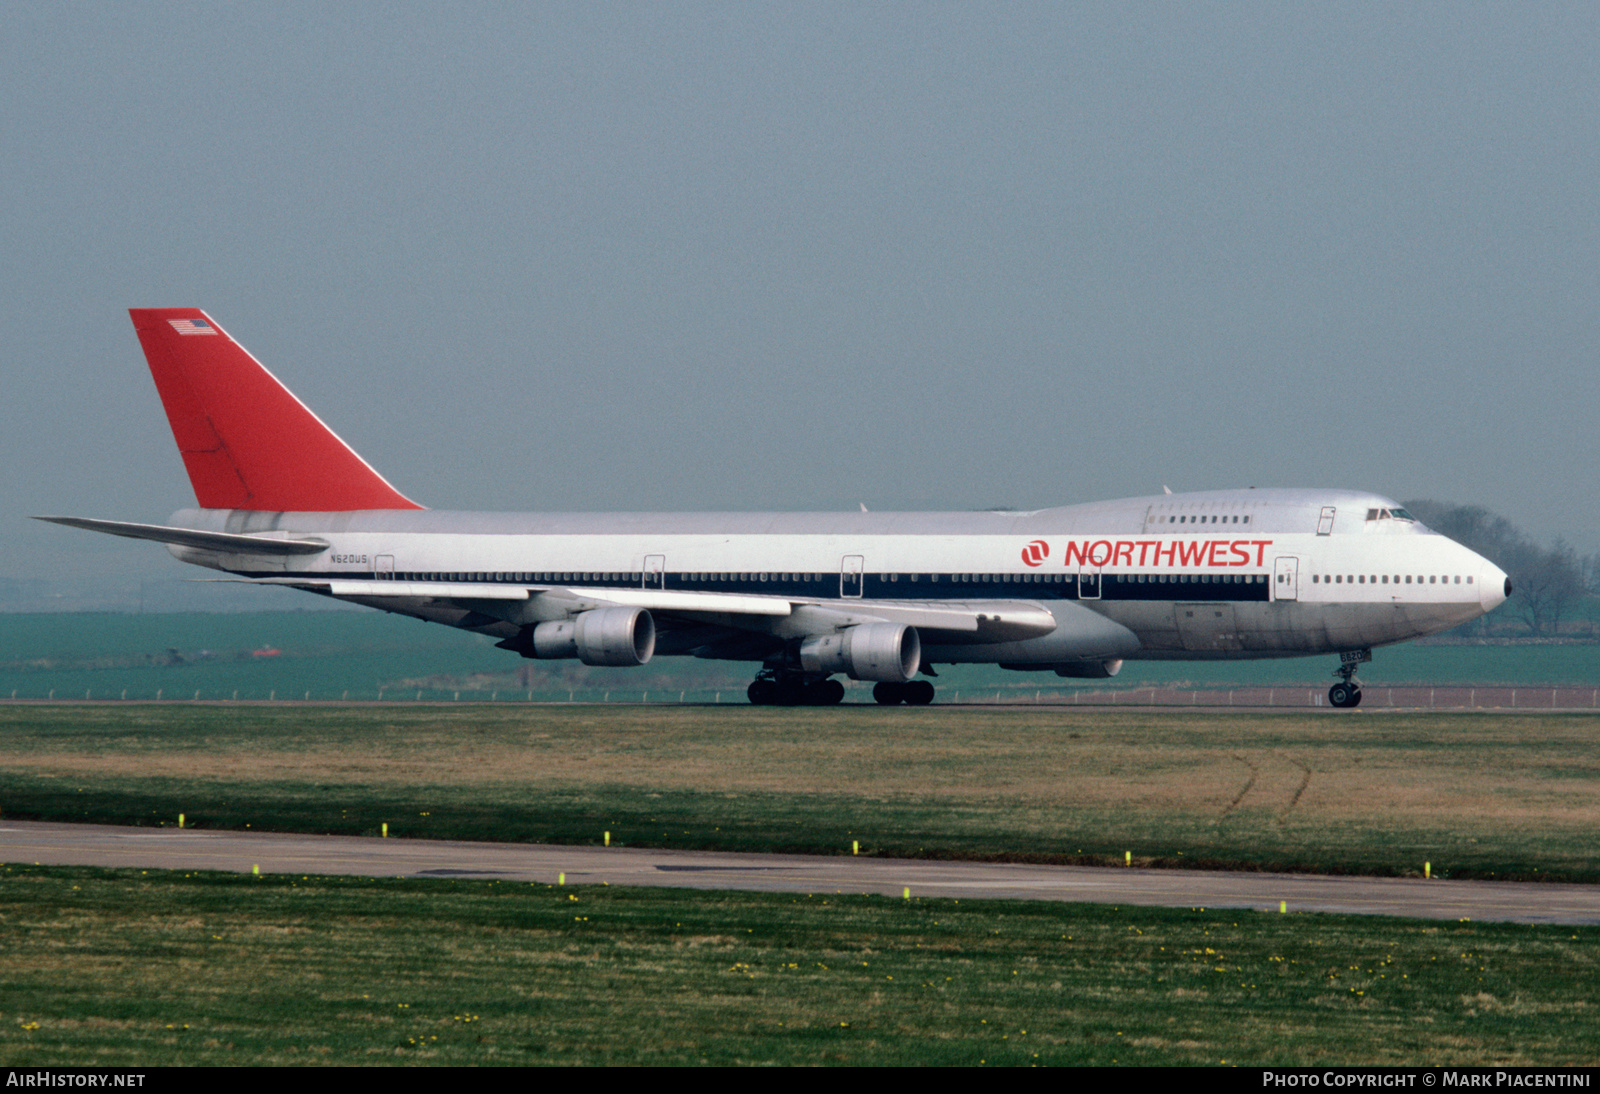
[1368,507,1417,523]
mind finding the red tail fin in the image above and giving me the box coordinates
[129,309,423,511]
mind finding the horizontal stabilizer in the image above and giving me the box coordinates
[34,516,330,556]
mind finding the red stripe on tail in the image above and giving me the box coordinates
[129,309,423,511]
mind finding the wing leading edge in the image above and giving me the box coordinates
[220,576,1061,644]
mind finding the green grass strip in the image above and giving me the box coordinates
[1,864,1596,1066]
[2,705,1598,881]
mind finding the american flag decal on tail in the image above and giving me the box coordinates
[167,318,216,336]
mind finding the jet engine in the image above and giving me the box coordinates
[530,607,656,666]
[798,622,920,682]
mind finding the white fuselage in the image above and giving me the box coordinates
[165,486,1508,669]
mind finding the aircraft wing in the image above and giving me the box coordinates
[224,577,1058,643]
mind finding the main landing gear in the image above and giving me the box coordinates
[1329,649,1370,709]
[744,672,938,706]
[747,671,845,707]
[873,680,935,706]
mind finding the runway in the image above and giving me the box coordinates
[3,820,1596,924]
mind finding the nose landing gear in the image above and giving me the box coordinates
[1329,649,1370,708]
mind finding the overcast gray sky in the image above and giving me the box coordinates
[4,2,1597,599]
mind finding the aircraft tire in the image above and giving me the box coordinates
[747,679,777,706]
[773,679,806,706]
[873,682,905,705]
[904,680,935,706]
[1329,682,1361,709]
[808,678,846,706]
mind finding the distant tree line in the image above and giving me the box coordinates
[1402,500,1597,638]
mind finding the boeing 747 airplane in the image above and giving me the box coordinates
[39,309,1512,707]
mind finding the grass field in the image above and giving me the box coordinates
[3,702,1597,1067]
[2,611,1598,702]
[2,704,1596,882]
[1,864,1595,1065]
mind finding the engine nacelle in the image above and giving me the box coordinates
[531,607,655,666]
[798,622,920,682]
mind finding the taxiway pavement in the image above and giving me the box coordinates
[2,820,1595,924]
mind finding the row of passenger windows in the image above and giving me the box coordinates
[380,571,1268,585]
[388,572,643,583]
[1312,574,1472,585]
[884,572,1266,584]
[1156,514,1250,524]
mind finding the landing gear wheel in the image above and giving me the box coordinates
[807,678,846,706]
[747,679,777,706]
[873,682,904,705]
[773,678,806,706]
[1330,651,1369,710]
[1329,682,1362,708]
[904,680,935,706]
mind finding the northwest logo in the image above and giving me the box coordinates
[1021,540,1050,567]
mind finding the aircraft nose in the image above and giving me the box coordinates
[1480,561,1511,612]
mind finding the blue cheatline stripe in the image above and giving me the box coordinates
[231,569,1275,604]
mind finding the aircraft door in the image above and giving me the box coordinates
[1078,565,1102,600]
[1273,556,1299,602]
[1317,507,1336,535]
[840,555,864,598]
[374,555,394,580]
[643,555,665,590]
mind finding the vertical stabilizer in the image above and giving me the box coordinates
[129,309,423,511]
